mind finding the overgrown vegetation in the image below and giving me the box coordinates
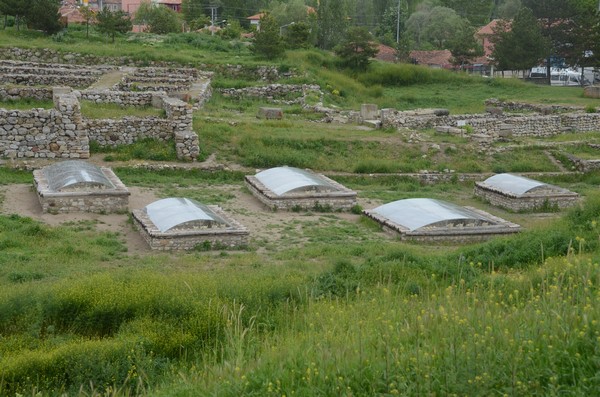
[1,17,600,396]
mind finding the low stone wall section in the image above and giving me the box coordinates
[0,86,53,101]
[80,90,166,107]
[245,175,357,211]
[0,48,294,80]
[132,205,248,250]
[87,96,197,161]
[0,59,114,72]
[86,117,173,146]
[0,74,99,88]
[363,207,521,243]
[484,98,585,114]
[130,67,200,78]
[0,92,88,159]
[381,109,600,137]
[34,167,130,213]
[564,153,600,172]
[117,82,190,93]
[220,84,319,98]
[473,184,580,211]
[0,89,198,161]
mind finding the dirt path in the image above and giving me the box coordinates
[87,67,136,91]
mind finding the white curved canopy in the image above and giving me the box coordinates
[370,198,491,231]
[254,167,335,196]
[145,198,226,232]
[482,173,546,196]
[44,160,114,192]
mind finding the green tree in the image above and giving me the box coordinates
[375,3,409,46]
[26,0,63,35]
[440,0,494,25]
[270,0,310,26]
[284,21,312,49]
[448,23,483,67]
[96,9,132,43]
[406,5,467,49]
[80,6,96,38]
[563,0,600,74]
[219,19,242,39]
[496,0,521,18]
[491,7,549,74]
[181,0,208,26]
[252,13,285,59]
[317,0,348,50]
[135,3,181,34]
[334,26,379,71]
[0,0,28,30]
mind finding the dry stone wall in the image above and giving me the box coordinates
[81,90,166,107]
[0,89,198,161]
[473,185,580,211]
[381,109,600,137]
[0,87,53,101]
[0,48,294,80]
[0,92,88,159]
[132,205,248,250]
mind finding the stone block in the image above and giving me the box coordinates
[257,107,283,120]
[584,86,600,99]
[360,104,379,120]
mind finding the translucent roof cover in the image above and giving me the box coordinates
[44,160,114,191]
[145,198,227,232]
[482,173,546,196]
[255,167,336,196]
[371,198,490,231]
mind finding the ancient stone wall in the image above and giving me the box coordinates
[0,90,198,161]
[382,109,600,137]
[132,206,248,250]
[0,47,294,80]
[0,74,98,88]
[245,175,357,211]
[564,153,600,172]
[81,90,166,107]
[473,185,580,211]
[34,167,130,213]
[0,87,53,101]
[86,96,198,160]
[0,92,88,159]
[219,84,321,103]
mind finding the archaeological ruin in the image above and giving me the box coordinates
[363,198,521,242]
[132,197,248,250]
[245,166,357,211]
[33,160,129,213]
[474,173,580,211]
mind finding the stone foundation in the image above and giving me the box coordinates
[474,184,580,211]
[245,175,357,211]
[132,205,248,250]
[0,91,89,159]
[33,167,130,213]
[363,207,521,243]
[0,88,199,161]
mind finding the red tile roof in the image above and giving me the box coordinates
[247,12,265,21]
[409,50,453,68]
[375,44,396,63]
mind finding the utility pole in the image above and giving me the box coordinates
[209,5,218,35]
[396,0,400,43]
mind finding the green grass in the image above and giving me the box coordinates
[80,101,165,119]
[2,26,600,397]
[0,98,54,110]
[90,138,178,162]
